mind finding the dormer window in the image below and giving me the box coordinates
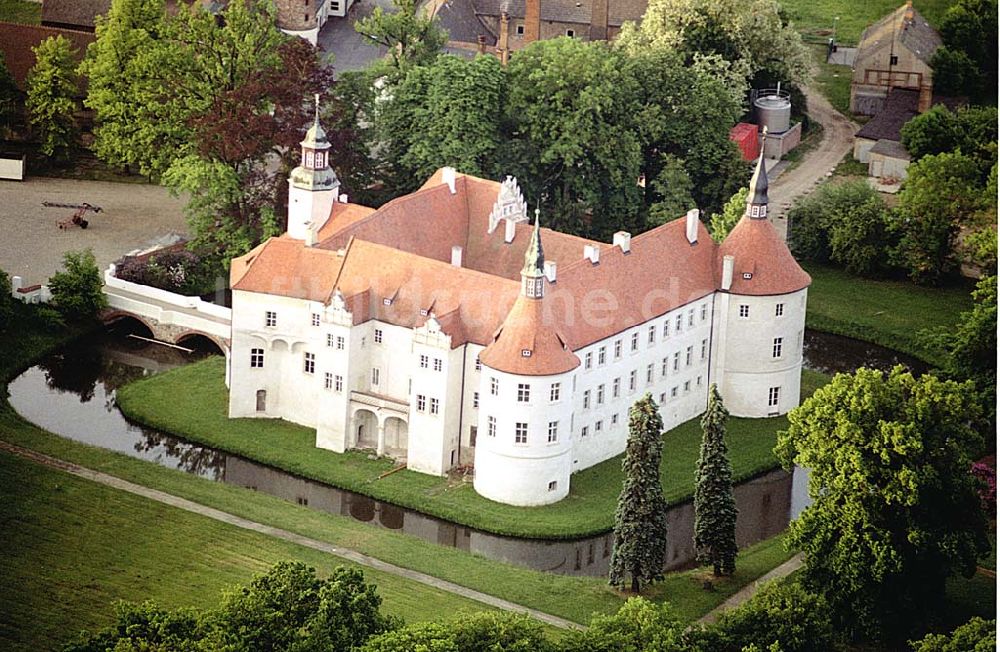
[521,349,532,357]
[419,308,428,316]
[383,297,392,306]
[743,272,753,280]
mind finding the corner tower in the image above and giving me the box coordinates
[475,213,580,506]
[287,95,340,242]
[713,145,811,417]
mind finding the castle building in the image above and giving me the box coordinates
[227,113,810,506]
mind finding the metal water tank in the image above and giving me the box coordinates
[754,85,791,134]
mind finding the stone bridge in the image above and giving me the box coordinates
[102,264,232,354]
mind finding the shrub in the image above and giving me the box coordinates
[115,249,216,295]
[910,617,996,652]
[0,269,13,332]
[48,249,107,321]
[971,462,996,513]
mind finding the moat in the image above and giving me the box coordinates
[7,324,925,576]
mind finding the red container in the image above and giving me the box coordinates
[729,122,760,161]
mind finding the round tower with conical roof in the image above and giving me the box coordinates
[713,143,811,417]
[474,214,580,506]
[287,95,340,242]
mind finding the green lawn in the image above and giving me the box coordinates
[804,263,974,366]
[0,0,40,24]
[809,44,852,116]
[780,0,952,45]
[0,450,494,651]
[116,357,828,539]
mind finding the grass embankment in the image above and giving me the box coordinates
[0,0,40,24]
[117,357,828,539]
[780,0,951,45]
[804,263,974,367]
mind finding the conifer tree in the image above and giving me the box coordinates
[694,383,739,576]
[609,393,668,593]
[26,35,79,159]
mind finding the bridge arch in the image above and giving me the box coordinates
[102,312,155,339]
[175,331,226,355]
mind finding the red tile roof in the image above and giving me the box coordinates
[717,216,811,296]
[0,21,94,89]
[479,295,580,376]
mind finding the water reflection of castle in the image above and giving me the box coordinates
[223,456,793,577]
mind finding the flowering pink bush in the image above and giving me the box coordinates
[971,462,996,514]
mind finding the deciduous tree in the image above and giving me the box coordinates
[564,598,687,652]
[775,367,990,641]
[26,35,80,160]
[355,0,446,76]
[610,394,668,593]
[48,249,107,321]
[910,617,996,652]
[707,187,748,242]
[694,384,738,576]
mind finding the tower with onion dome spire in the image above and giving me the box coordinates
[287,94,340,242]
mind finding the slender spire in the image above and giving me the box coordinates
[521,209,545,298]
[746,127,768,219]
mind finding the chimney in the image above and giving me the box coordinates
[451,245,463,267]
[10,275,22,297]
[498,12,510,65]
[442,166,457,194]
[613,231,631,253]
[544,260,557,282]
[476,35,486,55]
[504,218,516,243]
[589,0,609,41]
[339,194,349,203]
[305,225,318,247]
[584,244,600,264]
[524,0,540,43]
[686,208,700,244]
[917,82,933,113]
[721,255,734,291]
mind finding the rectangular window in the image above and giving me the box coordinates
[629,370,637,392]
[433,358,443,372]
[336,335,345,350]
[686,346,693,366]
[417,394,426,411]
[488,415,496,437]
[675,315,682,330]
[701,338,708,359]
[688,309,694,326]
[697,375,703,386]
[583,390,591,409]
[548,480,557,491]
[490,377,499,396]
[673,352,680,371]
[775,303,784,317]
[326,333,335,347]
[598,346,606,365]
[374,328,383,343]
[597,384,605,405]
[585,352,593,369]
[581,426,589,437]
[662,321,669,338]
[773,337,783,358]
[371,367,380,386]
[475,357,482,371]
[701,304,707,321]
[550,382,561,402]
[684,380,691,392]
[768,386,780,407]
[311,313,320,327]
[648,325,656,344]
[420,354,429,368]
[250,348,264,368]
[335,374,343,392]
[611,413,618,426]
[659,392,666,405]
[473,392,479,408]
[631,333,639,351]
[739,305,749,319]
[566,28,575,37]
[646,363,654,384]
[303,352,315,374]
[516,24,524,35]
[595,420,603,433]
[548,421,558,443]
[612,377,620,399]
[515,422,528,444]
[517,383,531,403]
[614,339,622,359]
[430,398,440,415]
[661,357,668,377]
[671,386,678,398]
[265,311,276,327]
[323,372,333,389]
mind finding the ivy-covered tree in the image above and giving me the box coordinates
[355,0,446,76]
[609,393,668,593]
[26,35,80,160]
[48,249,107,321]
[775,367,990,641]
[694,384,738,577]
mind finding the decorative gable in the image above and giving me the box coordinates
[488,176,528,233]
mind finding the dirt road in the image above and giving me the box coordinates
[768,85,859,240]
[0,177,187,286]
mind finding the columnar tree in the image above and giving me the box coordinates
[694,384,738,576]
[26,35,80,160]
[609,393,668,593]
[775,367,990,641]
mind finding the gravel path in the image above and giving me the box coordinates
[767,84,859,240]
[0,439,584,631]
[0,177,187,287]
[696,553,805,624]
